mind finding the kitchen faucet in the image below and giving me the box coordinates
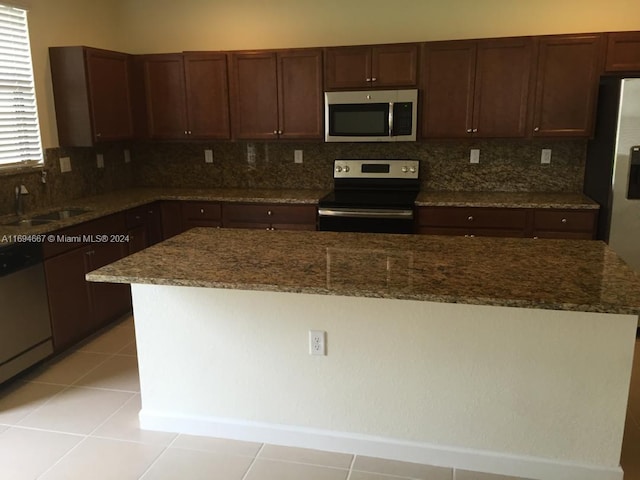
[15,184,29,216]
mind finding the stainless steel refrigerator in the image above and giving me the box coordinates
[585,77,640,272]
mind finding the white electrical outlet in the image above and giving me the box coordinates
[59,156,71,173]
[541,149,552,164]
[247,143,256,165]
[205,149,214,163]
[96,153,104,169]
[470,149,480,164]
[294,150,303,164]
[124,149,131,163]
[309,330,326,356]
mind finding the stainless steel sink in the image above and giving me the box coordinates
[1,208,91,227]
[3,218,56,227]
[32,208,91,221]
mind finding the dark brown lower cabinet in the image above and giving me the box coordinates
[222,203,317,230]
[416,206,598,239]
[44,213,132,352]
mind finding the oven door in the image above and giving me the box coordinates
[318,207,415,234]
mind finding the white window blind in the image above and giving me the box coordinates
[0,3,42,168]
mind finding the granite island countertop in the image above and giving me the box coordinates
[87,227,640,315]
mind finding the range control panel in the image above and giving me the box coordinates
[333,159,419,179]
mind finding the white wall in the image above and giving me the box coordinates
[133,284,638,479]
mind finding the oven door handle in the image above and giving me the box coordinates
[318,208,414,219]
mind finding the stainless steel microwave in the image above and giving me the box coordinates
[324,89,418,142]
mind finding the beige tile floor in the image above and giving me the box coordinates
[0,314,638,480]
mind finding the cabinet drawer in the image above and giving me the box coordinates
[533,209,597,234]
[181,202,222,221]
[417,207,527,229]
[417,226,527,238]
[222,203,316,226]
[43,212,126,259]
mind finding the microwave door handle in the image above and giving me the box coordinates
[388,102,394,137]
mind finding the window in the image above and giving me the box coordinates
[0,3,42,169]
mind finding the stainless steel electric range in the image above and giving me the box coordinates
[318,159,420,234]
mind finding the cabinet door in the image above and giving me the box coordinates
[325,46,371,89]
[473,38,533,137]
[85,48,134,142]
[89,241,131,329]
[420,41,476,138]
[128,224,148,255]
[532,34,604,137]
[605,31,640,72]
[184,52,231,139]
[143,54,188,139]
[277,50,323,139]
[372,44,418,87]
[230,52,279,139]
[182,201,222,229]
[160,201,185,239]
[44,246,93,352]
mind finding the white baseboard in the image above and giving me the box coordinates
[139,410,623,480]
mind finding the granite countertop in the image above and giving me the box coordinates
[0,187,599,241]
[0,187,328,239]
[415,191,599,209]
[87,227,640,316]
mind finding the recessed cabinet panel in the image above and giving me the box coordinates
[420,38,532,138]
[49,46,134,147]
[143,54,188,139]
[420,41,476,138]
[605,31,640,72]
[277,50,323,139]
[532,34,604,137]
[473,38,533,137]
[325,43,418,90]
[184,53,231,138]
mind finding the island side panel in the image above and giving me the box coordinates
[131,284,636,480]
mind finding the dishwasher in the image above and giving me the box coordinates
[0,241,53,384]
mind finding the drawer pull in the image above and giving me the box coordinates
[200,209,205,214]
[267,210,273,216]
[467,216,474,221]
[561,218,567,224]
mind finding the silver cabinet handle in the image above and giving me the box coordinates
[534,127,540,132]
[467,129,472,133]
[371,77,377,82]
[267,210,273,216]
[278,130,283,135]
[200,209,205,214]
[467,216,474,221]
[365,77,371,82]
[273,130,278,135]
[472,129,478,133]
[561,218,567,224]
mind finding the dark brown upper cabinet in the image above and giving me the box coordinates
[605,31,640,72]
[531,34,605,137]
[421,37,533,138]
[229,49,323,140]
[325,43,418,90]
[50,46,134,147]
[142,53,231,140]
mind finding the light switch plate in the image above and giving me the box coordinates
[96,154,104,169]
[59,156,71,173]
[470,149,480,164]
[294,150,303,164]
[541,149,552,164]
[205,149,214,163]
[124,149,131,163]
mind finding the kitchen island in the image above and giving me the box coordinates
[87,228,640,480]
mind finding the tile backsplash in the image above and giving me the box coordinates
[0,138,587,216]
[132,138,587,193]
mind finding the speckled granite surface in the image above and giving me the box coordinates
[415,191,599,209]
[87,228,640,316]
[0,187,327,240]
[0,187,599,241]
